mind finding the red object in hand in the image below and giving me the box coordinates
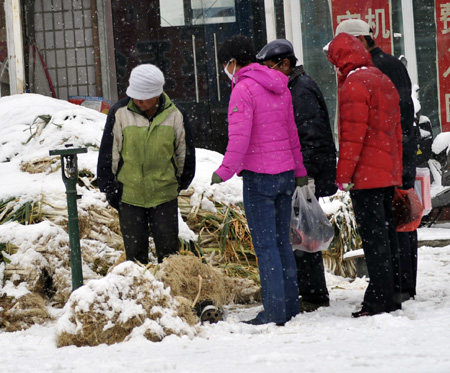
[392,188,424,232]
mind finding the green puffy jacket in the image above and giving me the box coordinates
[97,93,195,208]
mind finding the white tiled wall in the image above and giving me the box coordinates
[34,0,97,99]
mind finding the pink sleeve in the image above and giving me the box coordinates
[215,85,253,181]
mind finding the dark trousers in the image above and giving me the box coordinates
[118,199,179,264]
[294,250,329,303]
[398,230,418,297]
[350,187,401,313]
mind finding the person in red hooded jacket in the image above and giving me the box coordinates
[327,33,403,317]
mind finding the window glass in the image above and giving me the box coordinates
[299,0,337,137]
[274,0,285,39]
[160,0,185,27]
[191,0,236,25]
[413,1,440,135]
[391,0,405,57]
[160,0,236,27]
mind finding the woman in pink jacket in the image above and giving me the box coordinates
[211,35,308,325]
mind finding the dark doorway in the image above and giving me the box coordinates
[111,0,266,153]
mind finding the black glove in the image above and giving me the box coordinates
[211,172,223,185]
[295,176,308,187]
[106,190,121,210]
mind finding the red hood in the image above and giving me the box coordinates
[327,33,373,78]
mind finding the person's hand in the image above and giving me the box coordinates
[106,190,121,210]
[337,182,354,192]
[295,176,308,187]
[210,172,223,185]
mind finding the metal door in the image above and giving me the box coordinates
[111,0,266,153]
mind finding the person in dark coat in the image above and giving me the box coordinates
[336,19,418,301]
[97,64,196,264]
[327,32,403,317]
[257,39,337,312]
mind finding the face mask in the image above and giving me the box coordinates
[224,59,236,83]
[270,60,282,70]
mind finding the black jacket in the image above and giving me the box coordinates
[370,47,417,189]
[289,66,337,197]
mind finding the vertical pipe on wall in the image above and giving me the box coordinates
[401,0,418,86]
[91,0,103,97]
[289,0,303,65]
[5,0,25,94]
[264,0,277,42]
[283,0,304,65]
[96,0,118,102]
[283,1,293,41]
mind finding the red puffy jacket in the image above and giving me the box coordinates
[328,33,402,189]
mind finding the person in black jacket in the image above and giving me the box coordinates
[257,39,337,312]
[335,19,418,301]
[97,64,196,264]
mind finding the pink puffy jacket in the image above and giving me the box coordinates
[215,63,307,181]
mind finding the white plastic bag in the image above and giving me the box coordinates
[290,185,334,252]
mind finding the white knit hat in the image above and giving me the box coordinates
[335,19,373,37]
[126,64,165,100]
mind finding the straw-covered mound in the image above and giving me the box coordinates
[156,255,260,308]
[0,293,51,332]
[55,261,198,347]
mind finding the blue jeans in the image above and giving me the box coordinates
[243,170,300,324]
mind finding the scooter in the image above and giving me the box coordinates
[415,114,450,226]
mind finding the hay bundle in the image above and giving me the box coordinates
[55,261,197,347]
[322,192,361,278]
[178,192,256,266]
[0,293,51,332]
[20,158,58,174]
[156,255,228,308]
[0,198,43,225]
[3,236,73,307]
[222,276,261,304]
[77,204,122,249]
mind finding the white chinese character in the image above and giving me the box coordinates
[337,11,361,24]
[365,8,390,39]
[441,3,450,34]
[445,93,450,123]
[443,66,450,78]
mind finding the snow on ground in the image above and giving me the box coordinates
[1,94,450,372]
[0,242,449,373]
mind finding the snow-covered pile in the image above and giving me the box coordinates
[0,94,244,300]
[0,94,251,344]
[55,261,198,346]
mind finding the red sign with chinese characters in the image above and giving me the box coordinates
[436,0,450,132]
[330,0,393,55]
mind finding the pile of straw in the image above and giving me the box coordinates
[322,192,362,278]
[56,262,197,347]
[0,293,51,332]
[156,255,260,308]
